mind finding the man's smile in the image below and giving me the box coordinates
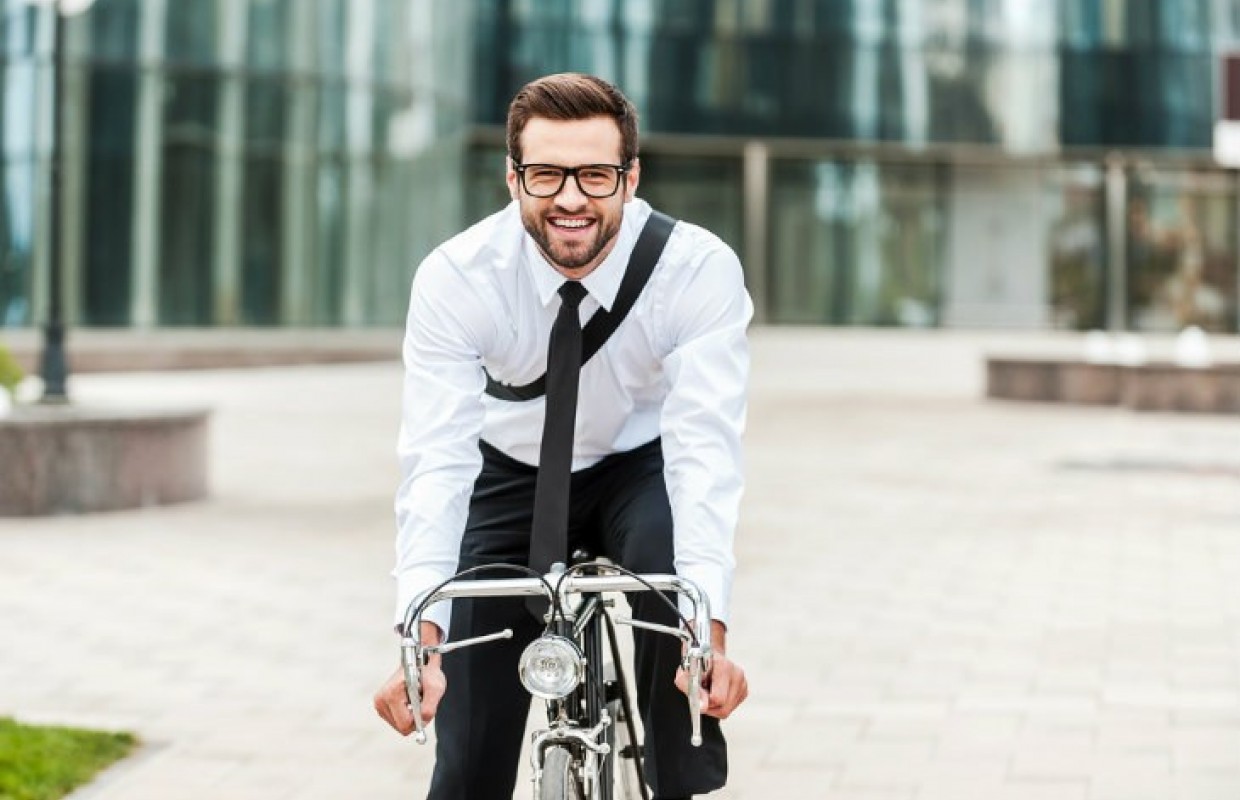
[548,216,596,234]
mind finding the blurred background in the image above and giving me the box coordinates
[1,0,1239,336]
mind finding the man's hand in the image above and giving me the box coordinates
[373,622,447,735]
[674,619,748,720]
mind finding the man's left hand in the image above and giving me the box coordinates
[674,619,748,719]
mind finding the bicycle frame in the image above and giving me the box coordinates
[399,565,713,799]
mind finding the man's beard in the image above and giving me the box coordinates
[522,209,621,271]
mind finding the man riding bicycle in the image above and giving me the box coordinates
[373,72,751,800]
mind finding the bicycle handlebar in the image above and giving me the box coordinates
[400,568,713,747]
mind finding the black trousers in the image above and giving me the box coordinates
[427,438,727,799]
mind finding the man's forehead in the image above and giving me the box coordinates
[520,116,623,162]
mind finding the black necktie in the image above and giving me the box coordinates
[527,281,587,620]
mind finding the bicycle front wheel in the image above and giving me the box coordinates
[540,745,585,800]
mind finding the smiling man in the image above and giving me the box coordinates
[374,73,752,800]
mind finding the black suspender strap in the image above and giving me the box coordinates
[484,210,677,402]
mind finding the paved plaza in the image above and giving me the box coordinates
[2,328,1240,799]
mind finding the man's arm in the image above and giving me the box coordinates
[659,235,752,719]
[391,251,492,637]
[658,238,752,630]
[378,252,492,734]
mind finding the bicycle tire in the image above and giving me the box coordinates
[540,745,585,800]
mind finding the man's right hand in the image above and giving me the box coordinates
[373,622,447,735]
[374,661,447,735]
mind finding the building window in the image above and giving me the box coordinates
[1127,168,1237,333]
[769,158,943,327]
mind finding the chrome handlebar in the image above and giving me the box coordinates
[400,569,713,748]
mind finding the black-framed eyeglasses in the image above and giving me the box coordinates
[513,163,630,199]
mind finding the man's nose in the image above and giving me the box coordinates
[555,173,589,209]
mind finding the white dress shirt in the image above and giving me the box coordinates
[393,198,752,636]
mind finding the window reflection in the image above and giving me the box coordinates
[160,75,218,325]
[312,160,345,325]
[1127,170,1237,332]
[770,159,942,326]
[241,157,282,325]
[245,0,290,72]
[86,0,141,62]
[165,0,217,67]
[0,162,34,326]
[1046,166,1105,330]
[0,0,39,328]
[465,146,511,224]
[637,154,743,256]
[82,67,137,325]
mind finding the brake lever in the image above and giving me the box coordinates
[425,628,513,656]
[684,646,711,747]
[400,628,515,746]
[613,616,692,642]
[400,636,429,745]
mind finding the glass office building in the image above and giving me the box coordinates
[3,0,1240,332]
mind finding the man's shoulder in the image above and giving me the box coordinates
[435,203,523,272]
[655,213,738,274]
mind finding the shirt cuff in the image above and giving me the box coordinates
[674,563,730,629]
[394,568,455,639]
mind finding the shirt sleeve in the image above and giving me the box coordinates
[658,238,753,627]
[392,251,491,638]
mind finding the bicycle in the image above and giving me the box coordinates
[399,556,714,800]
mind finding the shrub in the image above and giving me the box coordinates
[0,342,23,396]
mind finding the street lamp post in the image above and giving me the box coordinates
[27,0,96,404]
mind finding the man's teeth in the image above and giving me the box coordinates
[552,219,590,229]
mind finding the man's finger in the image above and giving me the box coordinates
[674,667,709,707]
[707,662,732,712]
[727,669,748,714]
[390,699,415,735]
[374,667,424,736]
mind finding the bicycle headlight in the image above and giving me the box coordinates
[518,635,584,700]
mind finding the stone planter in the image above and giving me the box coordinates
[0,406,210,516]
[986,358,1240,415]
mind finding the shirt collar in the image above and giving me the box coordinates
[523,199,652,311]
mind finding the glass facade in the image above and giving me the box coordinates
[461,0,1240,332]
[3,1,1240,331]
[0,0,471,328]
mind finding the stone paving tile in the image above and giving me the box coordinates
[1171,774,1240,800]
[3,330,1240,798]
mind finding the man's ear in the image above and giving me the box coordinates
[506,157,519,201]
[624,158,640,201]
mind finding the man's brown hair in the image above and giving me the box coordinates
[506,73,638,165]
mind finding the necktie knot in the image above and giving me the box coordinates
[558,281,587,310]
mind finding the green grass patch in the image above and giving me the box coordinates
[0,717,136,800]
